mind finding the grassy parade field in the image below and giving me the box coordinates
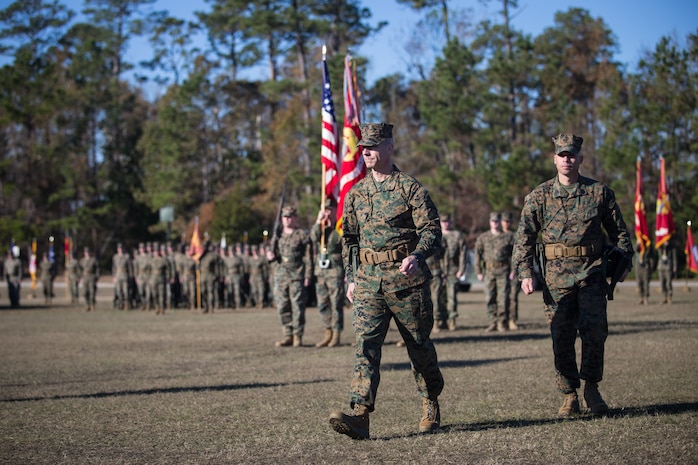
[1,280,696,464]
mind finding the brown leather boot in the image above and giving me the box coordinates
[292,335,302,347]
[275,335,293,347]
[584,382,609,416]
[315,329,332,348]
[558,391,580,417]
[327,331,341,348]
[419,398,441,433]
[329,404,370,439]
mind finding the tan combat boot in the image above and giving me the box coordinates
[484,322,497,332]
[432,321,441,333]
[275,335,293,347]
[292,335,303,347]
[583,382,609,416]
[496,320,507,332]
[329,404,370,439]
[327,331,341,348]
[558,391,580,418]
[419,398,441,433]
[508,319,518,330]
[447,318,457,331]
[315,329,333,348]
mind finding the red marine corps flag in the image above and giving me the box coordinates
[686,221,698,274]
[634,157,651,259]
[320,45,339,204]
[336,54,365,234]
[655,157,675,248]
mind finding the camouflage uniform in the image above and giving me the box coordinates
[135,244,152,309]
[149,247,172,314]
[270,208,313,340]
[634,243,656,304]
[441,216,467,327]
[426,237,446,327]
[224,245,246,308]
[180,250,197,309]
[80,249,100,311]
[513,134,633,396]
[311,218,345,336]
[67,255,82,304]
[4,252,22,308]
[112,245,132,309]
[248,245,269,308]
[342,163,444,411]
[656,241,676,304]
[199,246,220,313]
[475,213,514,330]
[39,255,57,304]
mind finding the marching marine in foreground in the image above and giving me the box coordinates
[329,122,444,439]
[513,133,633,417]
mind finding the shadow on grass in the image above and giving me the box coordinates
[371,401,698,440]
[382,356,536,372]
[0,378,335,403]
[609,319,698,336]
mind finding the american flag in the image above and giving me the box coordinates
[336,54,365,234]
[321,52,339,203]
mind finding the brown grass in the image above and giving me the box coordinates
[1,282,697,464]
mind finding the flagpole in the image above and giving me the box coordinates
[686,221,693,292]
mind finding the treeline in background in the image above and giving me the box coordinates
[1,0,696,272]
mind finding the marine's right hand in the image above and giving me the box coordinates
[346,282,355,303]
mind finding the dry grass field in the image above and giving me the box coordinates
[1,279,697,464]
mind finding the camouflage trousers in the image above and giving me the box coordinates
[349,281,444,411]
[225,275,243,308]
[68,278,80,302]
[201,276,218,311]
[249,276,265,307]
[315,272,344,331]
[83,278,97,306]
[445,275,459,320]
[509,278,521,322]
[484,272,510,322]
[42,278,54,300]
[430,274,447,322]
[115,276,129,308]
[150,280,168,310]
[543,272,608,393]
[636,265,651,298]
[658,268,673,298]
[273,277,307,337]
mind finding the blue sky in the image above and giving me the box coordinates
[1,0,694,92]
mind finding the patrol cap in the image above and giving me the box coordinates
[552,133,583,155]
[358,122,393,147]
[282,206,297,217]
[489,212,501,221]
[501,212,513,222]
[441,214,452,222]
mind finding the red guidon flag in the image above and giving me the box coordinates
[686,223,698,274]
[634,158,651,259]
[655,157,675,248]
[336,55,365,234]
[190,216,204,262]
[320,47,339,203]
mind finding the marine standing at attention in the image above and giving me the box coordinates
[329,122,444,439]
[513,133,633,417]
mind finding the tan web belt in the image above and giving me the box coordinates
[360,245,410,265]
[544,241,603,259]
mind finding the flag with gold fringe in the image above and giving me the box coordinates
[336,54,365,234]
[655,157,675,248]
[634,158,651,259]
[686,222,698,274]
